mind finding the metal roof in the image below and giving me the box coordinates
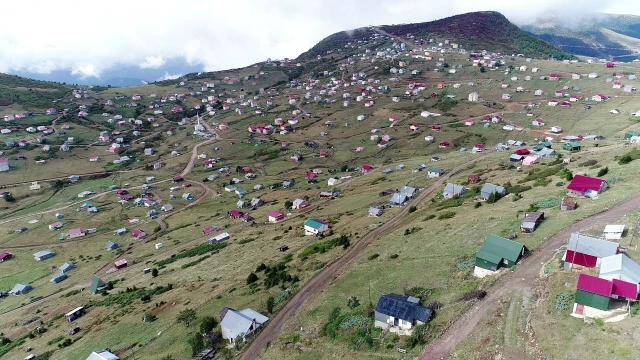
[374,294,432,323]
[477,234,526,264]
[603,225,625,234]
[567,234,619,258]
[221,308,268,339]
[600,254,640,286]
[576,273,612,297]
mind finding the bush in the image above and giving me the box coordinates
[200,316,218,334]
[594,318,605,326]
[298,235,350,259]
[367,254,379,261]
[177,308,197,327]
[266,296,275,314]
[597,167,609,177]
[438,211,456,220]
[461,290,487,301]
[408,206,417,213]
[246,272,259,284]
[455,257,475,271]
[474,202,482,208]
[151,268,158,277]
[555,293,574,311]
[389,254,399,259]
[424,214,436,221]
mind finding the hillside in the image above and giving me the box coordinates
[0,74,73,111]
[300,12,573,61]
[522,13,640,61]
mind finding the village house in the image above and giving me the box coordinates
[34,249,56,261]
[520,212,544,233]
[68,228,86,238]
[427,167,444,178]
[268,211,285,223]
[368,207,383,217]
[603,225,625,240]
[561,199,577,211]
[374,294,433,335]
[220,308,269,344]
[563,234,619,269]
[304,218,330,235]
[443,183,466,198]
[10,283,32,295]
[479,183,506,201]
[567,175,607,197]
[292,198,308,209]
[474,234,529,277]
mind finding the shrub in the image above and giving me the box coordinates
[424,214,436,221]
[151,268,158,277]
[368,254,379,261]
[461,290,487,301]
[266,296,275,314]
[597,167,609,177]
[594,318,605,326]
[438,211,456,220]
[177,308,197,327]
[200,316,218,334]
[408,206,417,213]
[389,254,399,259]
[555,293,573,311]
[246,273,259,285]
[474,202,482,208]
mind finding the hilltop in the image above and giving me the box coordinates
[0,74,73,112]
[301,11,573,60]
[522,13,640,61]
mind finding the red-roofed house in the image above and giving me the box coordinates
[0,252,13,262]
[362,164,373,173]
[68,228,86,239]
[268,211,285,223]
[305,172,317,180]
[439,141,450,148]
[578,274,613,297]
[114,259,128,270]
[132,229,146,239]
[549,74,560,81]
[229,210,243,219]
[567,175,608,197]
[612,278,638,300]
[202,225,219,235]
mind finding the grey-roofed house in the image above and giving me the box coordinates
[389,192,408,206]
[510,154,524,162]
[599,254,640,287]
[146,209,158,218]
[563,234,620,269]
[60,263,75,273]
[443,183,467,198]
[106,241,120,251]
[10,283,32,295]
[34,249,56,261]
[374,293,433,335]
[86,349,120,360]
[400,186,417,198]
[480,183,507,201]
[369,207,383,217]
[220,308,269,343]
[51,273,68,283]
[237,200,248,208]
[536,147,556,158]
[250,197,263,208]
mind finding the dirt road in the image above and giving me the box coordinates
[242,156,486,359]
[420,194,640,360]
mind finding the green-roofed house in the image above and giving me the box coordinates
[304,219,330,236]
[90,275,107,294]
[624,130,640,140]
[474,234,529,278]
[562,142,581,152]
[427,168,444,178]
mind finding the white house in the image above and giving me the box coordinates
[603,225,625,240]
[220,308,269,344]
[304,219,330,235]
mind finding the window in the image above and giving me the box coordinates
[503,259,509,265]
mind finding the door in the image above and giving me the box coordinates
[575,304,584,315]
[393,318,399,326]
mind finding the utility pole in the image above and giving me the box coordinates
[369,280,372,307]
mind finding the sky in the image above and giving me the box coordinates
[2,0,640,81]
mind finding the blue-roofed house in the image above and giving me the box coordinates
[60,263,75,273]
[480,183,507,201]
[390,192,408,206]
[220,308,269,343]
[374,294,433,335]
[51,273,68,283]
[34,249,56,261]
[10,283,32,295]
[106,241,120,251]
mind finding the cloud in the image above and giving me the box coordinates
[140,56,166,69]
[157,72,183,81]
[0,0,639,78]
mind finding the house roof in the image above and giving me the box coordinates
[576,273,613,297]
[604,225,625,234]
[51,273,68,282]
[477,234,526,264]
[427,167,443,173]
[567,175,606,193]
[90,276,106,294]
[114,259,128,267]
[60,263,75,272]
[220,308,269,339]
[269,211,284,218]
[567,234,618,258]
[480,183,505,196]
[106,241,119,249]
[304,219,327,229]
[600,254,640,286]
[444,183,466,195]
[369,207,382,214]
[86,350,120,360]
[390,192,407,204]
[400,186,416,196]
[11,283,31,293]
[375,293,432,323]
[34,249,55,258]
[612,278,638,299]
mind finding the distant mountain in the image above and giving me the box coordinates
[521,13,640,61]
[10,58,204,87]
[299,11,573,60]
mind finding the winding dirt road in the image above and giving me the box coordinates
[420,194,640,360]
[242,156,486,359]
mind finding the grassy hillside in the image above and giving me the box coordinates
[0,74,73,111]
[378,11,573,60]
[298,27,375,59]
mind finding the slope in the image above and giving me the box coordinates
[0,74,73,111]
[299,11,573,61]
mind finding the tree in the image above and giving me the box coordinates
[52,179,65,191]
[341,164,348,172]
[187,332,205,356]
[4,194,15,203]
[347,296,360,310]
[151,268,158,277]
[597,166,609,177]
[177,308,197,327]
[246,272,259,284]
[480,66,486,73]
[266,296,275,314]
[284,200,293,209]
[199,316,218,334]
